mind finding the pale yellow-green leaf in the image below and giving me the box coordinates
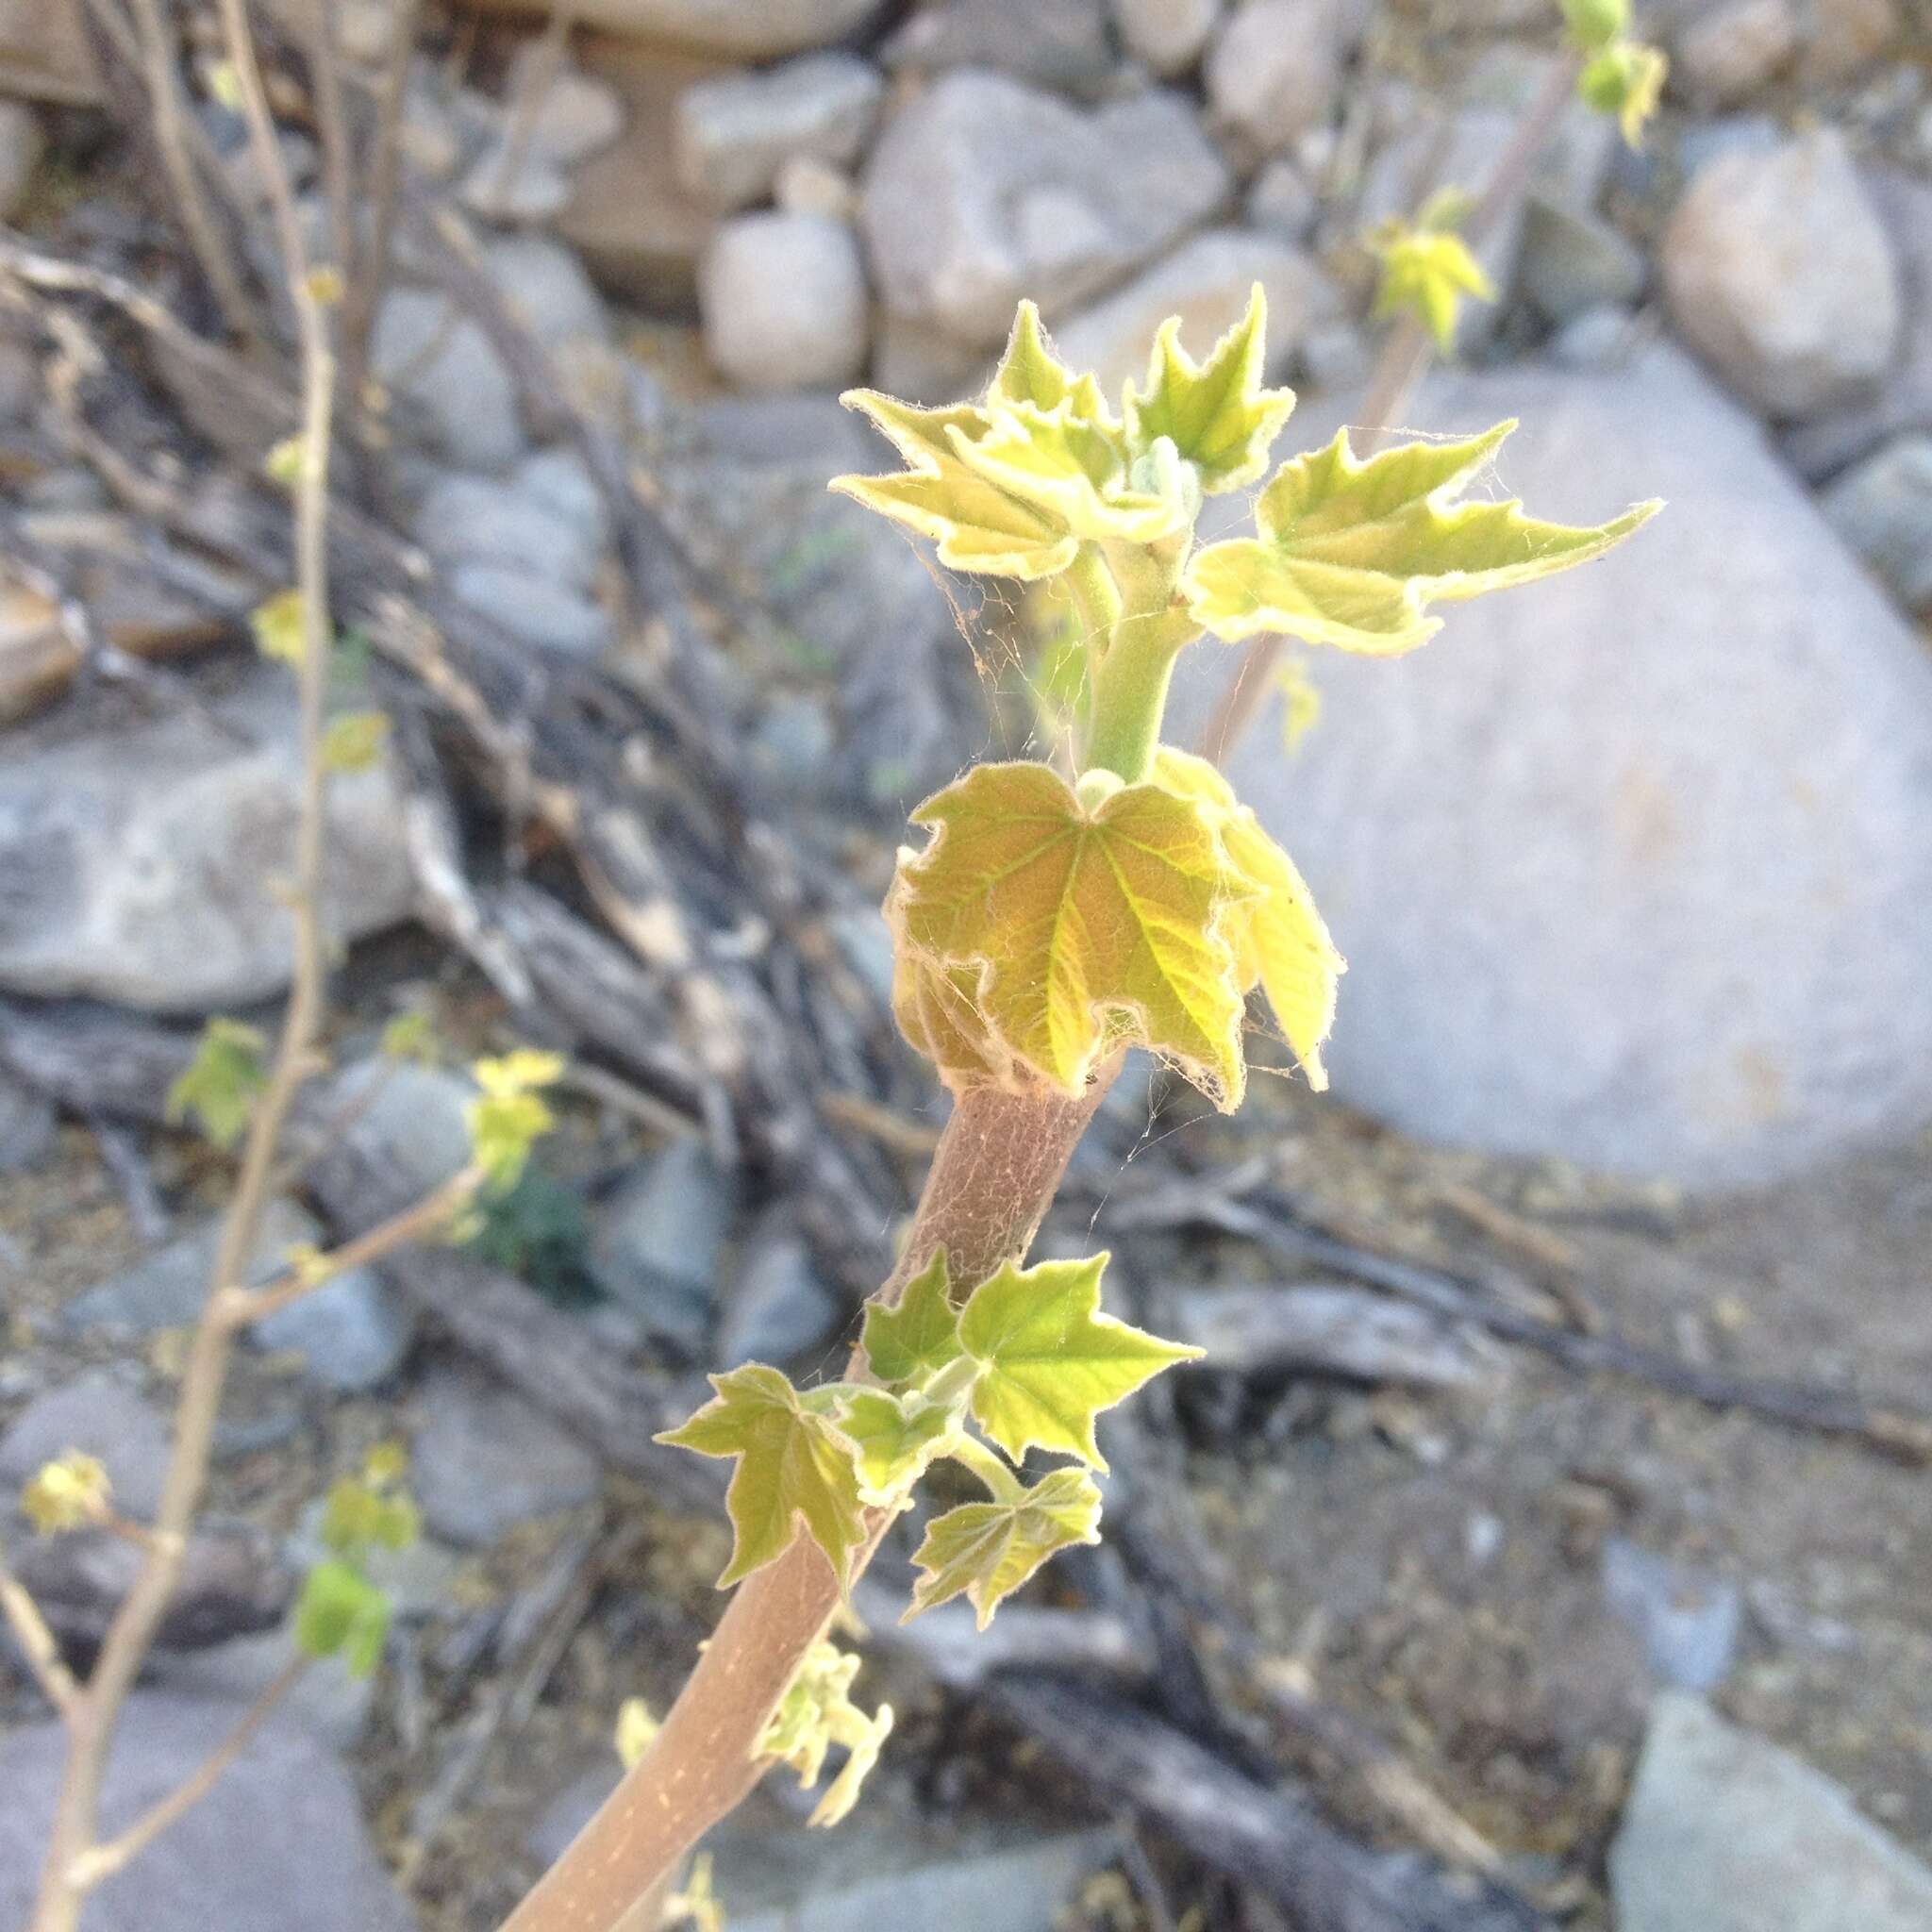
[1368,217,1497,353]
[907,1465,1104,1629]
[1185,422,1661,655]
[956,1253,1201,1471]
[657,1365,871,1589]
[891,948,1020,1091]
[614,1697,659,1770]
[1124,282,1296,495]
[250,587,308,667]
[836,1390,954,1500]
[20,1452,111,1535]
[1150,749,1343,1090]
[165,1015,268,1150]
[321,710,391,774]
[758,1639,890,1824]
[859,1250,963,1391]
[1579,40,1667,146]
[889,760,1259,1108]
[952,400,1185,545]
[1560,0,1628,51]
[809,1701,892,1828]
[292,1558,391,1676]
[989,300,1114,427]
[831,391,1077,580]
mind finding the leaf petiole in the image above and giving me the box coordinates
[944,1432,1025,1505]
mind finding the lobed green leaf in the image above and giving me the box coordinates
[165,1016,268,1151]
[957,1252,1201,1471]
[859,1250,964,1390]
[1185,422,1661,656]
[293,1558,391,1677]
[1124,282,1295,495]
[657,1365,871,1590]
[908,1465,1104,1629]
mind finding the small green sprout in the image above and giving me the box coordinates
[292,1445,419,1680]
[166,1017,269,1150]
[20,1452,112,1535]
[464,1049,566,1192]
[1367,188,1497,352]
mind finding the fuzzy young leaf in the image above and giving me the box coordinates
[989,300,1111,422]
[1185,422,1660,656]
[1579,40,1666,147]
[657,1365,871,1590]
[758,1639,893,1827]
[908,1465,1103,1629]
[465,1049,565,1191]
[889,760,1259,1108]
[837,1390,955,1498]
[1152,749,1344,1090]
[250,588,308,667]
[1367,195,1497,354]
[166,1016,268,1150]
[614,1697,659,1770]
[957,1253,1201,1470]
[859,1250,963,1390]
[20,1452,111,1535]
[831,393,1077,580]
[1124,283,1296,494]
[293,1558,391,1677]
[954,401,1187,546]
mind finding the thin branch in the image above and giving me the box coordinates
[1198,52,1585,764]
[304,7,358,302]
[225,1166,479,1326]
[88,0,266,343]
[0,1551,78,1715]
[66,1656,308,1890]
[487,0,578,210]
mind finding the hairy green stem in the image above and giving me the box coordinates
[1083,603,1201,784]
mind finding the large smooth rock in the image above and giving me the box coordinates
[1205,0,1346,154]
[0,671,414,1012]
[1116,0,1224,75]
[699,210,870,390]
[860,70,1230,347]
[371,288,526,471]
[1820,433,1932,613]
[411,1367,600,1547]
[1181,345,1932,1186]
[674,53,882,212]
[1610,1694,1932,1932]
[0,1694,415,1932]
[881,0,1118,95]
[1662,129,1900,422]
[1050,228,1336,399]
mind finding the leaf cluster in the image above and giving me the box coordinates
[464,1048,565,1192]
[291,1445,419,1679]
[1561,0,1667,145]
[1365,187,1497,352]
[20,1451,112,1535]
[166,1016,268,1151]
[659,1249,1197,1630]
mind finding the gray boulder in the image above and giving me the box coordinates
[590,1138,734,1355]
[482,233,612,351]
[1205,0,1346,154]
[448,562,615,658]
[1178,345,1932,1186]
[410,1368,600,1547]
[1662,129,1900,421]
[1610,1694,1932,1932]
[860,70,1229,347]
[675,54,882,212]
[0,98,44,221]
[0,669,414,1012]
[0,1694,415,1932]
[527,0,880,54]
[880,0,1117,95]
[1116,0,1224,76]
[0,1063,55,1172]
[1819,434,1932,613]
[413,467,605,591]
[372,289,525,471]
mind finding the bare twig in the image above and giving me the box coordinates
[487,0,579,212]
[0,1549,79,1714]
[25,2,341,1921]
[65,1655,308,1891]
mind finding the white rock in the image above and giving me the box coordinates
[860,70,1230,347]
[461,141,573,223]
[1206,0,1345,154]
[1114,0,1224,75]
[1819,434,1932,612]
[1050,227,1337,399]
[674,53,882,212]
[1674,0,1800,106]
[1244,156,1320,242]
[413,468,604,591]
[0,669,414,1011]
[699,209,869,390]
[879,0,1117,94]
[1611,1694,1932,1932]
[1174,345,1932,1186]
[1662,129,1900,421]
[461,0,881,56]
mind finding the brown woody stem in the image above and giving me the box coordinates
[498,1063,1122,1932]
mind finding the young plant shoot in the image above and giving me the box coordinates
[628,287,1660,1865]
